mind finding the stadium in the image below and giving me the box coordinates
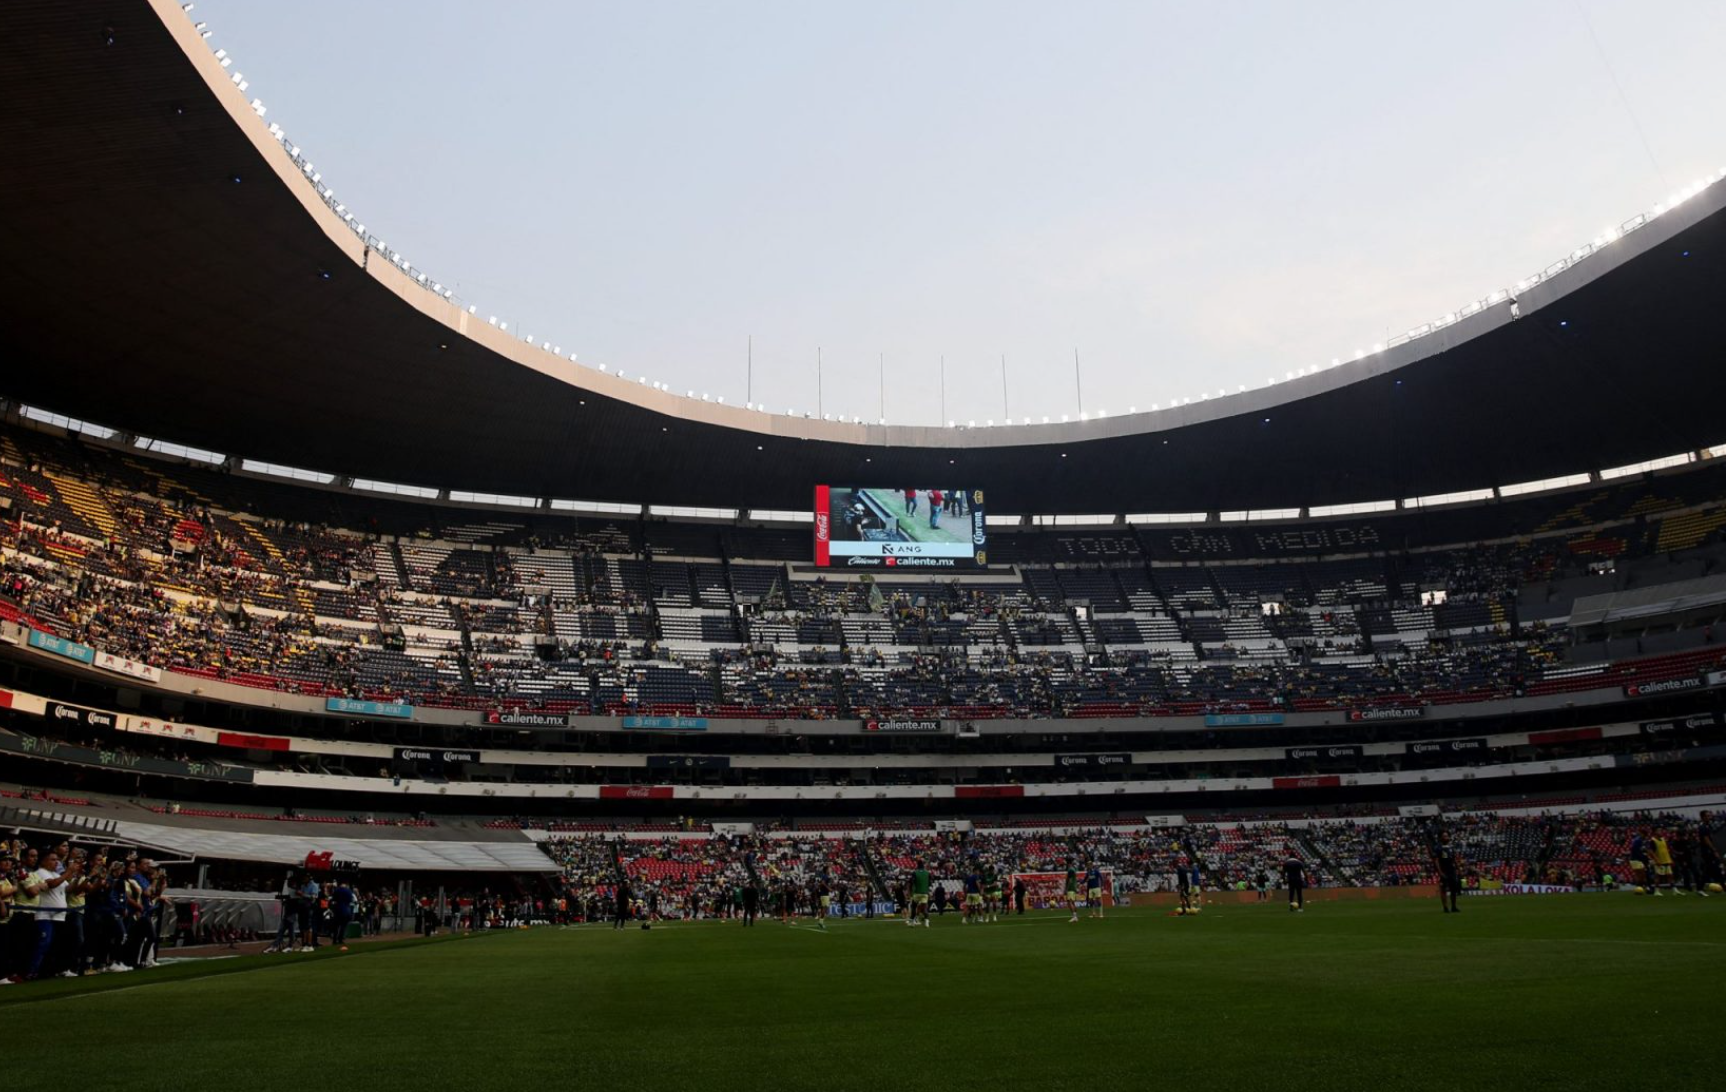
[3,2,1725,1087]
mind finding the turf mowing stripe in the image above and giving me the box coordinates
[0,930,506,1007]
[1213,928,1726,949]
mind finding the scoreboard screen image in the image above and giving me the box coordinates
[813,486,987,569]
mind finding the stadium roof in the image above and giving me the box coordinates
[3,0,1725,516]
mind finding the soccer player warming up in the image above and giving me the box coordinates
[1435,833,1462,914]
[1064,860,1080,923]
[1086,864,1104,920]
[983,861,1002,924]
[1283,853,1306,912]
[908,862,932,928]
[962,867,984,924]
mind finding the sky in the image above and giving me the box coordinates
[200,1,1726,428]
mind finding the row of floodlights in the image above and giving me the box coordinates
[181,6,1723,429]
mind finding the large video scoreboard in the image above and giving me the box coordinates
[813,486,987,569]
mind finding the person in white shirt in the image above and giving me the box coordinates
[22,850,78,980]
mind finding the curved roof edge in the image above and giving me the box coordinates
[5,2,1725,515]
[151,0,1726,451]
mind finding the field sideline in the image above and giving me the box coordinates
[7,899,1721,1091]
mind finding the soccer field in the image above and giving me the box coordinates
[6,899,1722,1091]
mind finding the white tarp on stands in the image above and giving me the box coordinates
[110,821,560,872]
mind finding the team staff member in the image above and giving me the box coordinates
[297,872,321,949]
[1283,853,1307,912]
[20,848,79,980]
[91,858,127,972]
[8,847,42,981]
[613,878,632,930]
[1435,834,1463,914]
[59,848,92,976]
[0,850,16,982]
[330,880,356,948]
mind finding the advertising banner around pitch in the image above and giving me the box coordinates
[1204,713,1285,727]
[1466,884,1578,896]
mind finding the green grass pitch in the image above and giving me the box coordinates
[6,898,1722,1091]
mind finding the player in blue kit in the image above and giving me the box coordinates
[962,869,983,924]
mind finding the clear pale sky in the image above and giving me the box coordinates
[204,1,1726,427]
